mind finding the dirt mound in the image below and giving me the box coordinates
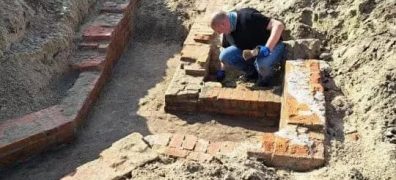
[131,156,280,180]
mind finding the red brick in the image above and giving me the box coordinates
[193,34,213,44]
[309,132,325,141]
[194,139,209,152]
[254,133,326,171]
[83,26,114,41]
[217,88,234,109]
[72,60,104,72]
[312,141,325,160]
[187,152,213,162]
[98,44,109,53]
[207,142,222,155]
[220,141,236,154]
[248,91,260,110]
[165,147,189,158]
[100,2,129,13]
[199,87,220,109]
[169,134,185,148]
[229,90,244,108]
[262,133,275,152]
[78,42,99,50]
[274,137,289,154]
[284,95,324,129]
[184,63,206,77]
[288,144,310,157]
[180,44,211,64]
[182,135,197,150]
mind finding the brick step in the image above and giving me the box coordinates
[199,86,281,118]
[82,25,114,42]
[92,13,125,28]
[70,50,106,71]
[248,129,325,171]
[78,41,110,52]
[143,133,244,162]
[280,60,326,132]
[100,0,130,13]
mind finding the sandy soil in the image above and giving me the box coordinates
[0,0,395,179]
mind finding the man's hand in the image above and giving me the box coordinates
[242,48,259,60]
[216,70,226,82]
[242,45,270,60]
[257,45,270,58]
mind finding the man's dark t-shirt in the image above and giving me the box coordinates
[223,8,275,50]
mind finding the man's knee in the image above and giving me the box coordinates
[219,50,230,63]
[219,46,241,64]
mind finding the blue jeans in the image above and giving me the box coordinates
[219,42,285,83]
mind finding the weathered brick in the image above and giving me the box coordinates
[312,141,325,160]
[207,142,222,155]
[220,141,236,154]
[165,147,189,158]
[187,152,213,162]
[83,26,114,41]
[309,132,325,141]
[168,134,185,148]
[193,34,213,44]
[194,139,209,152]
[184,63,206,77]
[98,44,109,53]
[93,13,124,27]
[262,133,275,152]
[280,60,326,131]
[288,144,310,156]
[144,134,172,146]
[199,86,221,110]
[101,1,129,13]
[182,135,197,150]
[180,44,211,64]
[71,59,105,72]
[217,88,234,109]
[252,132,325,171]
[78,42,99,50]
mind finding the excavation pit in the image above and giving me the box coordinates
[163,1,327,171]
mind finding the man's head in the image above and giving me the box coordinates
[210,11,231,35]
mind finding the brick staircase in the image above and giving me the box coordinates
[0,0,139,167]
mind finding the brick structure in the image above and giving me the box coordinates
[249,60,326,171]
[0,0,139,167]
[163,0,327,171]
[144,133,241,163]
[164,0,281,119]
[280,60,326,131]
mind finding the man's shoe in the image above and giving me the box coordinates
[239,71,258,82]
[256,76,272,87]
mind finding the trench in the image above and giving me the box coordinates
[0,0,281,179]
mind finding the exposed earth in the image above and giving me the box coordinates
[0,0,395,179]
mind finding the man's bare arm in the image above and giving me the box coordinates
[265,19,285,51]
